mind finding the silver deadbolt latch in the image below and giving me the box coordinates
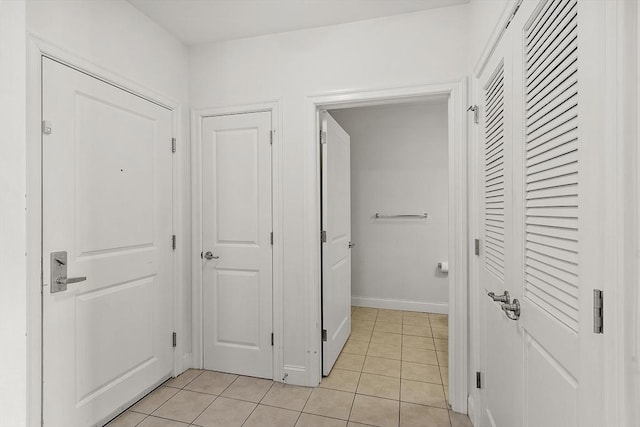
[50,251,87,293]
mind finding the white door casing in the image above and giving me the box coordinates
[477,0,606,425]
[201,111,274,379]
[321,111,352,376]
[42,58,174,427]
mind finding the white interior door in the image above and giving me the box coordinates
[201,111,273,379]
[478,0,605,425]
[478,33,522,427]
[321,111,352,376]
[42,58,174,427]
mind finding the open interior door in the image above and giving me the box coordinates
[321,111,352,376]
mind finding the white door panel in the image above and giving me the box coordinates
[42,58,174,427]
[202,112,273,379]
[478,0,605,425]
[322,111,352,376]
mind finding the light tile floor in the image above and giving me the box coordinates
[106,307,472,427]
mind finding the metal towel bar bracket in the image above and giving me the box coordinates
[374,213,428,219]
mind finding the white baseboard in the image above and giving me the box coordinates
[351,296,448,314]
[282,365,308,386]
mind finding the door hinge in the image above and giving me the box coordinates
[467,105,479,124]
[270,232,273,245]
[171,137,177,153]
[593,289,603,334]
[476,371,482,389]
[321,230,327,243]
[42,120,52,135]
[171,235,176,250]
[322,329,327,342]
[320,129,327,145]
[271,333,274,346]
[474,238,480,256]
[270,130,274,145]
[172,332,177,348]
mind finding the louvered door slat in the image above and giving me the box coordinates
[524,0,579,332]
[484,63,506,282]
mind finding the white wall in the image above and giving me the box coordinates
[0,2,27,425]
[25,0,193,403]
[330,102,449,312]
[189,5,469,385]
[469,0,513,70]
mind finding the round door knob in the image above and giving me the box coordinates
[203,251,219,260]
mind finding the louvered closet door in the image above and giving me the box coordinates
[510,0,605,425]
[477,33,523,427]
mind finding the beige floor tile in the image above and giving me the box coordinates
[152,390,216,423]
[400,402,449,427]
[106,410,147,427]
[335,353,366,372]
[303,388,355,420]
[367,342,401,360]
[400,380,447,408]
[184,371,237,395]
[220,376,273,403]
[343,339,369,356]
[402,315,430,327]
[353,310,377,322]
[374,322,403,334]
[437,351,449,367]
[403,311,430,318]
[440,367,449,386]
[401,348,438,365]
[434,338,448,351]
[376,312,403,325]
[262,383,314,411]
[347,423,371,427]
[320,369,361,393]
[362,356,401,378]
[137,416,188,427]
[349,329,373,343]
[131,386,180,414]
[402,335,435,350]
[445,386,449,405]
[450,410,473,427]
[192,396,255,427]
[349,395,399,427]
[401,362,442,384]
[402,325,431,337]
[356,373,400,400]
[164,369,203,389]
[429,315,448,329]
[243,404,300,427]
[370,332,402,347]
[431,327,448,339]
[296,413,348,427]
[352,320,375,331]
[354,307,378,316]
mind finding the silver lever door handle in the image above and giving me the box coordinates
[488,291,510,303]
[348,242,355,249]
[56,276,87,285]
[203,251,219,260]
[501,299,521,320]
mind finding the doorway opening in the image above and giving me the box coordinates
[309,81,468,413]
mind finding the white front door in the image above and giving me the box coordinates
[321,111,352,376]
[478,0,606,425]
[201,111,273,379]
[42,58,174,427]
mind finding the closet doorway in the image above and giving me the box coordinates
[312,82,468,412]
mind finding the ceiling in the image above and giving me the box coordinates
[128,0,470,46]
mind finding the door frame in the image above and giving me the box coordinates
[305,80,468,412]
[26,35,184,427]
[191,101,284,381]
[468,0,629,425]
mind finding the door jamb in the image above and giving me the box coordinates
[190,101,284,381]
[26,35,183,427]
[305,81,468,412]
